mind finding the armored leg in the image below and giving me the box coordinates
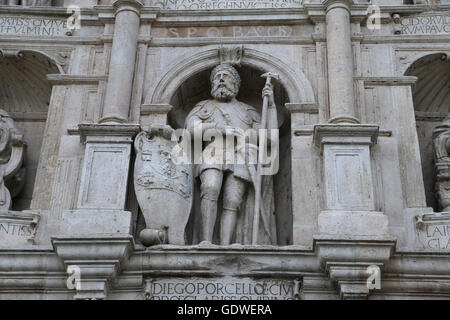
[221,173,247,245]
[200,169,223,243]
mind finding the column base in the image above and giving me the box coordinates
[318,210,389,237]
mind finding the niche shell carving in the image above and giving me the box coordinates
[134,125,193,246]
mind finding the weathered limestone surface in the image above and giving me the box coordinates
[0,0,450,300]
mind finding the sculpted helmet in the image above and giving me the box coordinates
[210,63,241,90]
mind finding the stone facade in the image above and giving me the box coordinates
[0,0,450,300]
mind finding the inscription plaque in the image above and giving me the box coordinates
[0,16,68,37]
[151,0,304,10]
[0,211,40,247]
[400,12,450,35]
[416,212,450,251]
[145,277,299,300]
[151,25,296,39]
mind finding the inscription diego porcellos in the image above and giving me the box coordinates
[400,13,450,35]
[154,0,303,10]
[417,224,450,250]
[0,16,68,36]
[152,25,294,38]
[148,278,295,300]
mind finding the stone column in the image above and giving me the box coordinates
[53,2,143,300]
[323,0,358,124]
[100,0,143,124]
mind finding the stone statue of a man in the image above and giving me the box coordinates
[185,63,278,245]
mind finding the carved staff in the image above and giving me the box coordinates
[252,72,279,245]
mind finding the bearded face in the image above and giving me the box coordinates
[210,70,239,102]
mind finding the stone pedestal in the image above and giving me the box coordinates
[314,124,389,237]
[60,124,140,236]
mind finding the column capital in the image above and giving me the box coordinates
[321,0,354,13]
[113,0,143,16]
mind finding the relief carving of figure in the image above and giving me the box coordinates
[185,63,279,245]
[433,116,450,212]
[0,109,25,211]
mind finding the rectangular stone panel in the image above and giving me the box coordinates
[78,145,131,210]
[324,146,375,211]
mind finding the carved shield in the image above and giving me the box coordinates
[134,126,193,245]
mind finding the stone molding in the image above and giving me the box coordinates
[6,244,450,298]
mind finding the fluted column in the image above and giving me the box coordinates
[323,0,358,124]
[101,0,143,124]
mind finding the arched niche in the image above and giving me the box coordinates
[406,53,450,211]
[0,50,60,211]
[138,47,316,245]
[145,47,315,106]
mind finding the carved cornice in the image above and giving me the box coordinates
[285,103,319,114]
[140,104,174,116]
[313,124,380,149]
[47,74,108,85]
[78,123,141,144]
[357,76,418,87]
